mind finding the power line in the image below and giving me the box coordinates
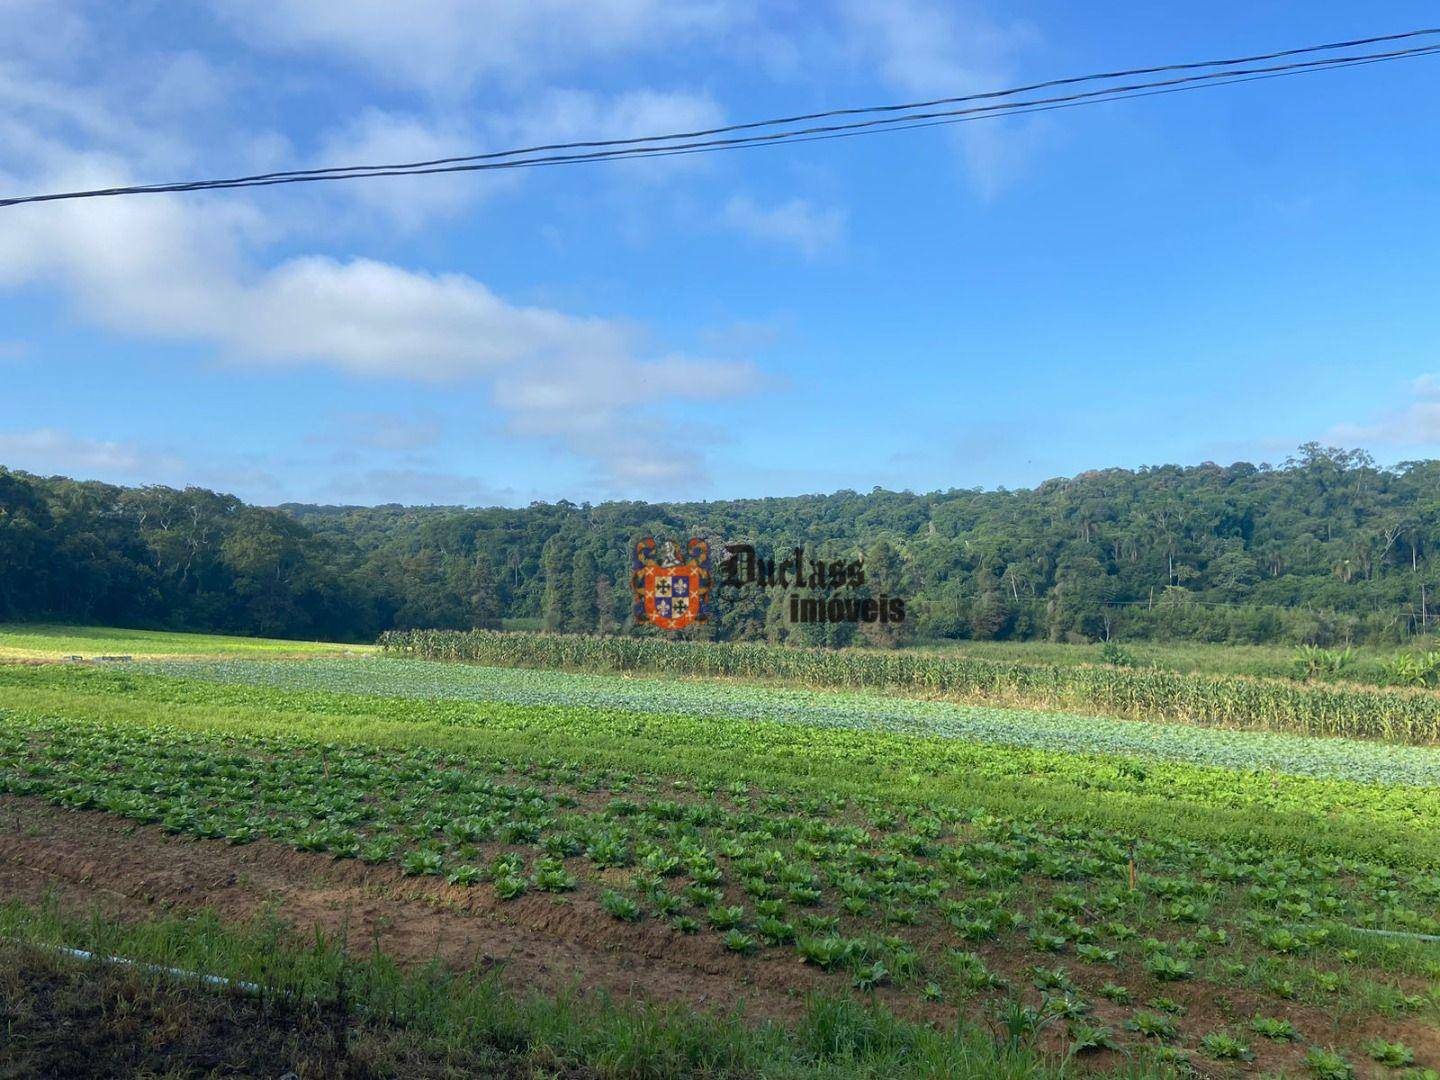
[3,29,1438,209]
[9,45,1438,206]
[89,26,1440,184]
[279,45,1435,182]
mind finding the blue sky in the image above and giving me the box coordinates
[3,1,1439,506]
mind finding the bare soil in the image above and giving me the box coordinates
[0,795,840,1025]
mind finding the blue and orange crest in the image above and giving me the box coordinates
[632,537,712,630]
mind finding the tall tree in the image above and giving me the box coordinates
[468,552,502,629]
[595,573,617,635]
[568,548,599,633]
[859,536,908,648]
[540,536,570,633]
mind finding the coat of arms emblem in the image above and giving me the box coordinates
[632,537,712,630]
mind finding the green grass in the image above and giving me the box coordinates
[0,622,374,661]
[0,897,1071,1079]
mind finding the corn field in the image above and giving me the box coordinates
[379,629,1440,745]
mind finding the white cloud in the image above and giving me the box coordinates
[1328,376,1440,447]
[0,428,286,495]
[496,88,728,186]
[311,109,503,229]
[210,0,737,94]
[0,164,754,490]
[303,89,725,231]
[0,428,170,477]
[500,88,724,147]
[724,194,845,257]
[0,2,761,496]
[837,0,1040,197]
[0,1,93,78]
[322,466,513,506]
[0,6,239,180]
[310,411,445,452]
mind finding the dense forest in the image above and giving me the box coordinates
[3,444,1439,647]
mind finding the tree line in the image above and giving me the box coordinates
[3,443,1439,646]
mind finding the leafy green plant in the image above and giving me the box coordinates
[1075,943,1116,964]
[853,961,889,991]
[1251,1015,1298,1041]
[1099,641,1136,668]
[640,848,681,876]
[685,884,723,907]
[492,873,528,900]
[1126,1011,1178,1041]
[533,860,578,892]
[797,936,852,969]
[599,890,641,922]
[756,916,795,945]
[1303,1046,1355,1079]
[1029,966,1074,993]
[1066,1021,1116,1054]
[707,904,745,930]
[1200,1031,1254,1061]
[1028,931,1067,953]
[586,833,631,869]
[690,864,725,886]
[400,848,444,877]
[723,930,756,955]
[1380,652,1440,688]
[1263,927,1307,953]
[1293,645,1356,681]
[1144,953,1193,981]
[1365,1039,1415,1067]
[1098,982,1130,1003]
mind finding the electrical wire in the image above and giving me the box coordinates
[267,44,1439,182]
[3,30,1437,208]
[101,25,1440,183]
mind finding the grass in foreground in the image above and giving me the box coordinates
[0,898,1087,1079]
[0,622,374,661]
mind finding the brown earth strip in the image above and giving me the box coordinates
[0,795,847,1026]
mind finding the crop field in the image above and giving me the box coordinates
[381,630,1440,744]
[142,657,1440,788]
[0,622,376,661]
[911,639,1440,688]
[1,635,1438,1077]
